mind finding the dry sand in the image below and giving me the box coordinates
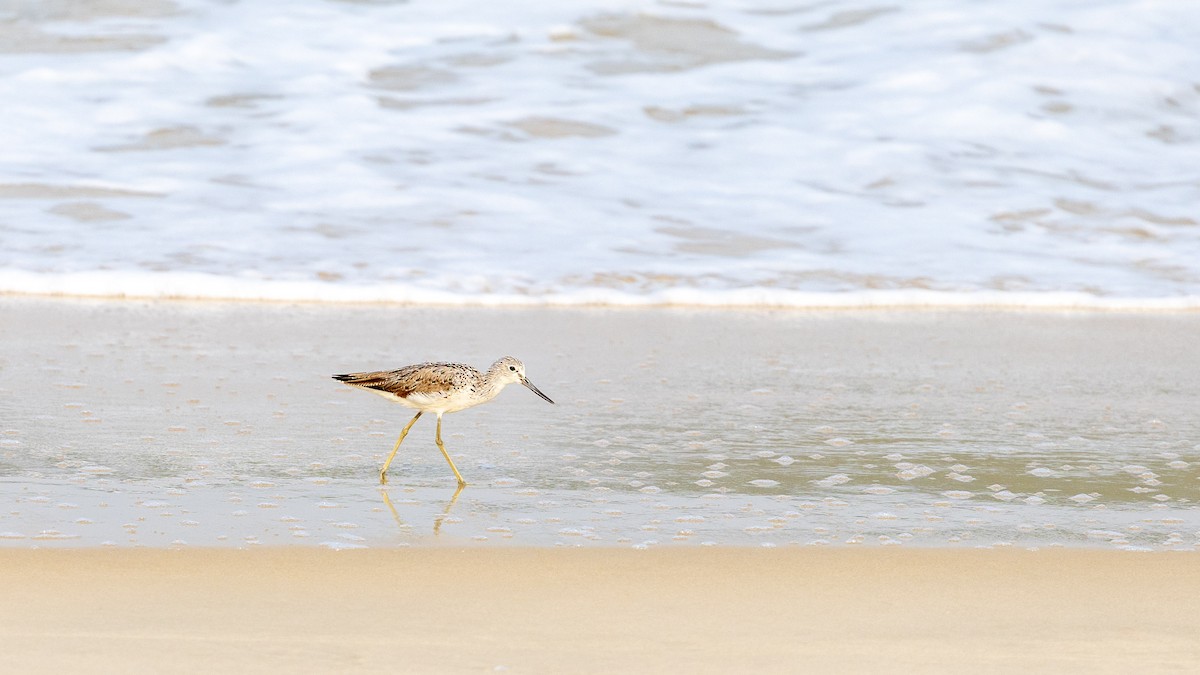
[1,547,1197,674]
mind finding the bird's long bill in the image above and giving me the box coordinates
[521,377,555,404]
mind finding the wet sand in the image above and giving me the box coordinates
[1,547,1197,673]
[2,297,1199,548]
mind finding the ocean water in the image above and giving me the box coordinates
[2,0,1199,308]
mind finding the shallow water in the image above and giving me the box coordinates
[1,1,1199,305]
[1,299,1197,549]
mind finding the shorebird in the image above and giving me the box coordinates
[333,356,554,486]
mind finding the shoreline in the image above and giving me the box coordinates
[3,288,1200,312]
[1,547,1197,673]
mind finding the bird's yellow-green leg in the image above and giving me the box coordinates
[434,413,467,487]
[380,411,423,484]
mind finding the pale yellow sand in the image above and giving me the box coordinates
[1,548,1197,673]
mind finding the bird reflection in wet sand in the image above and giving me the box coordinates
[380,486,464,536]
[333,356,554,486]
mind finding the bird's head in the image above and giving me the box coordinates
[493,356,554,404]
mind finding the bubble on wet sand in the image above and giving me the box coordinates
[748,479,780,488]
[896,464,934,480]
[33,530,80,540]
[321,541,368,550]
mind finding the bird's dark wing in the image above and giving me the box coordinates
[332,363,476,399]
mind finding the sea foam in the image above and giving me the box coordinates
[1,1,1198,309]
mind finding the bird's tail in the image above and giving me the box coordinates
[332,371,387,387]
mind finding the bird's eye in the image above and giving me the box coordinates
[509,365,516,371]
